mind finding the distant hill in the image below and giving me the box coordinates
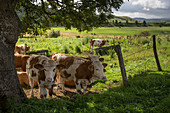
[109,16,170,27]
[133,18,170,23]
[111,16,136,23]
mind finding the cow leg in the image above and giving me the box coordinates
[75,80,82,94]
[28,77,34,97]
[81,80,88,94]
[49,87,53,99]
[39,84,47,99]
[82,85,87,94]
[89,43,91,52]
[56,77,65,92]
[92,46,94,52]
[61,78,65,92]
[56,72,65,92]
[58,75,65,92]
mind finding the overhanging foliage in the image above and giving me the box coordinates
[16,0,124,34]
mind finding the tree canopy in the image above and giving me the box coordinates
[16,0,124,34]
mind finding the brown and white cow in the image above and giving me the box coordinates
[52,53,107,94]
[89,39,108,52]
[15,44,30,54]
[26,55,57,99]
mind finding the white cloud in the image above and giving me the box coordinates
[143,7,150,11]
[113,0,170,18]
[131,0,167,9]
[114,11,164,19]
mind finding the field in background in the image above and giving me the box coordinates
[52,27,170,36]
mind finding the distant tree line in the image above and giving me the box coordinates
[106,20,170,27]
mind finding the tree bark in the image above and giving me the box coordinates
[0,0,27,111]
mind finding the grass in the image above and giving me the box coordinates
[3,27,170,113]
[52,27,170,36]
[6,71,170,113]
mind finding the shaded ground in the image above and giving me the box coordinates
[23,86,99,99]
[23,82,120,100]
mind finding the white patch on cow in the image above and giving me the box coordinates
[93,39,103,46]
[53,54,68,64]
[62,59,82,80]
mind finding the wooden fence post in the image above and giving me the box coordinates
[153,35,162,71]
[114,45,129,87]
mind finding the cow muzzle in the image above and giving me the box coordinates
[101,75,107,81]
[46,78,52,83]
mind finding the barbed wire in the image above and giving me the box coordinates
[123,48,150,58]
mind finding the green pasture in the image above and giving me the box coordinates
[52,27,170,36]
[11,30,170,113]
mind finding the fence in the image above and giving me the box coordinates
[94,35,169,87]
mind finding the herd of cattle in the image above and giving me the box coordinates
[14,39,108,99]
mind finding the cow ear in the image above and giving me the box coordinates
[88,64,94,71]
[34,64,43,69]
[102,63,108,68]
[89,39,92,42]
[99,58,104,62]
[52,56,57,61]
[42,60,47,65]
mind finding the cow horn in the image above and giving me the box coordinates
[42,60,47,64]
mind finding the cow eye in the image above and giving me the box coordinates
[96,69,99,71]
[53,68,56,72]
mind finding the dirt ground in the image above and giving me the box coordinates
[59,31,116,38]
[23,81,120,100]
[23,85,99,99]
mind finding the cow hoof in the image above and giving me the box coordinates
[90,51,94,54]
[54,86,60,90]
[40,95,47,99]
[77,90,83,94]
[49,96,52,99]
[62,91,67,95]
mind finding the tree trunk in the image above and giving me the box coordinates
[0,0,27,111]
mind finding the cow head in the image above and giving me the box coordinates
[88,61,107,81]
[52,55,57,61]
[34,60,56,85]
[26,46,30,52]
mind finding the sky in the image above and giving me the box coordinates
[113,0,170,19]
